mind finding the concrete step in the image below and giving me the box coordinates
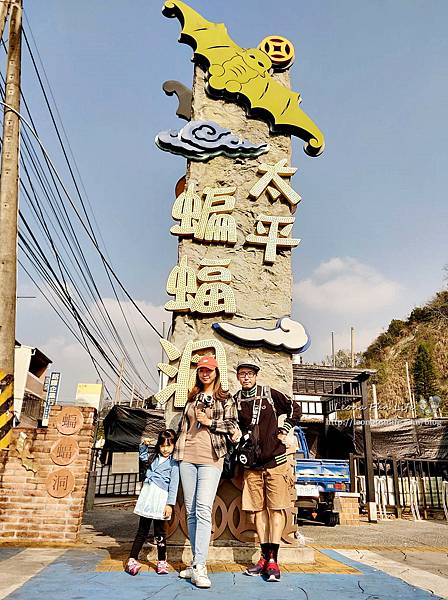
[145,542,315,564]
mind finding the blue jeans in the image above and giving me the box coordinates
[179,462,222,566]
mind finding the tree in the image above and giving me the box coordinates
[412,343,438,400]
[321,349,363,368]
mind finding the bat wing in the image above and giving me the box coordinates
[163,1,239,64]
[163,0,324,156]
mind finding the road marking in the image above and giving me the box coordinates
[337,549,448,599]
[0,548,66,599]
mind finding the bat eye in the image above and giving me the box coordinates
[249,54,255,59]
[258,61,265,67]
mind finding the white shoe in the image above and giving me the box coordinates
[191,564,211,588]
[178,565,193,579]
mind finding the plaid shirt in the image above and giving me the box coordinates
[174,394,239,461]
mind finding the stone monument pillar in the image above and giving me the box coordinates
[166,65,294,420]
[153,0,324,555]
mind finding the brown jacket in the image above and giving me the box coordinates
[235,385,301,469]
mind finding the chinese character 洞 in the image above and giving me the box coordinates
[155,339,229,408]
[52,475,69,492]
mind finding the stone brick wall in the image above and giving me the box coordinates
[0,405,95,543]
[334,492,361,526]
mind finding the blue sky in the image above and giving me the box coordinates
[16,1,448,399]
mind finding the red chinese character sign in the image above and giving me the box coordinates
[56,407,84,435]
[50,438,79,466]
[46,467,75,498]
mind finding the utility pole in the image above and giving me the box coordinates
[0,0,22,450]
[157,322,166,409]
[405,361,416,418]
[113,358,124,405]
[350,326,355,368]
[0,2,10,41]
[371,383,379,420]
[331,331,335,367]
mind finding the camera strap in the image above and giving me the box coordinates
[249,396,262,431]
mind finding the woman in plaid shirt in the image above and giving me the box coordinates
[174,355,239,589]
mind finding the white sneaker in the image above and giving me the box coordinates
[178,565,194,579]
[191,564,211,588]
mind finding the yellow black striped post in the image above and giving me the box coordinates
[0,371,14,449]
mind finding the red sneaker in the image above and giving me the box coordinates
[266,558,280,582]
[244,556,267,576]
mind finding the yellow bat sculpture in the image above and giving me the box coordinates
[162,0,325,156]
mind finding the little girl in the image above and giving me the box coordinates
[125,429,179,575]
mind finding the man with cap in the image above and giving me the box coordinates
[233,361,301,582]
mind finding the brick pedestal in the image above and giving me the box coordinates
[0,405,96,543]
[334,492,361,526]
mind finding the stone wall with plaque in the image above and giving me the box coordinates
[0,405,95,543]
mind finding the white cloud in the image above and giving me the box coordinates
[295,257,402,315]
[16,256,407,394]
[293,257,407,363]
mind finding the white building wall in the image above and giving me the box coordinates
[14,345,33,419]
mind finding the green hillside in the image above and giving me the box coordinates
[362,290,448,417]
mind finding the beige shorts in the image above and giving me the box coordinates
[242,461,295,511]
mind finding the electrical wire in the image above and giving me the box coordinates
[0,80,157,394]
[0,22,164,397]
[21,27,163,380]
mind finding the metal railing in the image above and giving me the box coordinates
[350,454,448,518]
[92,447,141,497]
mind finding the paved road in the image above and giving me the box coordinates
[1,545,447,600]
[1,507,447,599]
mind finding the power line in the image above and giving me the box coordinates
[0,81,158,392]
[20,27,163,366]
[0,34,162,394]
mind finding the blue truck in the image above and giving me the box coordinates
[294,426,350,527]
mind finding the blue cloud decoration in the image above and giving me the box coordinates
[155,119,269,161]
